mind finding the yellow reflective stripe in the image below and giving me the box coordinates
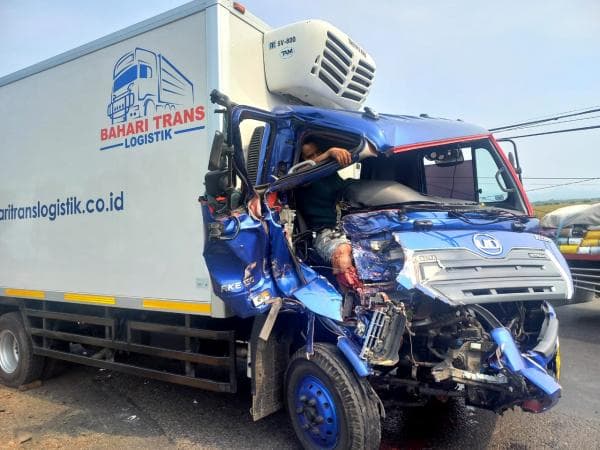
[64,293,115,305]
[555,345,561,381]
[143,299,211,314]
[4,288,45,300]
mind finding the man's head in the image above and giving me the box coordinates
[301,138,321,161]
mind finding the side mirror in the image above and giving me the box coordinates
[205,169,232,198]
[209,131,226,171]
[508,152,521,179]
[497,138,522,181]
[508,151,515,167]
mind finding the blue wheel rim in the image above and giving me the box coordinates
[294,374,339,448]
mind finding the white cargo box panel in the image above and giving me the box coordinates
[0,0,278,317]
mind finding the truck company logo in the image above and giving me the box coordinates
[99,47,205,151]
[472,233,503,256]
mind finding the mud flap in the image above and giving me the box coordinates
[250,312,292,421]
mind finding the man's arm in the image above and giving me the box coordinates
[313,147,352,166]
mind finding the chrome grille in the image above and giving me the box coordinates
[414,248,570,304]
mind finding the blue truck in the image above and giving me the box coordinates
[107,47,194,123]
[198,90,571,448]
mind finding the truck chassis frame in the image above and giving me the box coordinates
[2,299,239,393]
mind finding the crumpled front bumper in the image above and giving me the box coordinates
[491,302,561,412]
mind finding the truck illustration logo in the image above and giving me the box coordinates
[107,48,195,124]
[473,233,503,256]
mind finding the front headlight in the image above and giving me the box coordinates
[419,260,443,281]
[396,248,418,290]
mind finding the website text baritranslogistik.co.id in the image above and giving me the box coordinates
[0,191,125,222]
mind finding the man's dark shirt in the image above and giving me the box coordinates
[295,172,352,229]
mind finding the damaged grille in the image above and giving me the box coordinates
[415,248,569,304]
[464,286,554,297]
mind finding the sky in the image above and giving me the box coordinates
[1,0,599,201]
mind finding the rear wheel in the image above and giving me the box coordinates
[0,312,44,387]
[285,343,381,450]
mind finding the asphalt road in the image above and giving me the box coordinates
[1,301,599,449]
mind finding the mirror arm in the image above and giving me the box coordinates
[496,138,522,181]
[210,89,238,146]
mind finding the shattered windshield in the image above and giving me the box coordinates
[347,138,525,212]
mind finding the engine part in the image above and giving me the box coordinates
[359,302,406,366]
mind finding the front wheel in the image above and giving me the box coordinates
[285,343,381,450]
[0,312,44,387]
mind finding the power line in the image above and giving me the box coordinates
[420,176,599,180]
[511,105,600,124]
[526,178,600,192]
[490,107,600,132]
[501,124,600,140]
[497,114,600,133]
[524,177,600,180]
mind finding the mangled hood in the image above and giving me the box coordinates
[343,210,573,305]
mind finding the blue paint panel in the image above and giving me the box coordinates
[491,327,561,399]
[266,210,308,295]
[343,210,540,238]
[293,280,343,322]
[337,336,370,377]
[342,210,569,264]
[265,209,342,320]
[269,105,488,152]
[201,205,276,318]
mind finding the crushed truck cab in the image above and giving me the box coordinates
[202,98,570,422]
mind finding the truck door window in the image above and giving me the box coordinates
[474,147,509,202]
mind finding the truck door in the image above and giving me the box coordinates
[202,102,343,321]
[201,106,280,319]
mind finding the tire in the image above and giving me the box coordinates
[285,343,381,450]
[0,312,44,387]
[41,358,70,380]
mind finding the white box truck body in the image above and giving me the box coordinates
[0,1,280,317]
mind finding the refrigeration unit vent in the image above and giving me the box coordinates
[264,20,376,110]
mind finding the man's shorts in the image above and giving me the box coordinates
[314,228,350,264]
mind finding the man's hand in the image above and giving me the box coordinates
[325,147,352,167]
